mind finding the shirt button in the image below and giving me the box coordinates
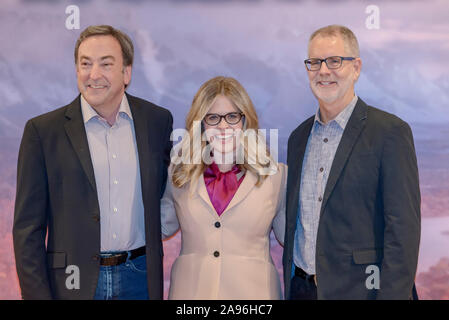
[114,180,118,185]
[318,196,323,202]
[213,251,220,257]
[112,154,117,159]
[323,138,328,143]
[113,234,117,239]
[320,167,324,172]
[113,208,118,213]
[214,222,221,228]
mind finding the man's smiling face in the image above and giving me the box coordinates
[76,35,131,111]
[307,34,361,109]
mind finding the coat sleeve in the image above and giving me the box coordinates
[12,119,53,299]
[377,121,421,300]
[161,166,180,240]
[273,163,287,246]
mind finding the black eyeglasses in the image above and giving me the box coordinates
[304,56,356,71]
[203,112,244,126]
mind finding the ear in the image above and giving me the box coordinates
[353,58,362,82]
[123,65,132,86]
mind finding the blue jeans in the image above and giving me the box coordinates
[94,253,149,300]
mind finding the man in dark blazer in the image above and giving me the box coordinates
[283,25,420,300]
[13,25,172,299]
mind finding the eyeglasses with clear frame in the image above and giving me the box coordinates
[304,56,356,71]
[203,112,244,126]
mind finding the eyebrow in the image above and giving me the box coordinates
[79,55,116,61]
[100,55,115,61]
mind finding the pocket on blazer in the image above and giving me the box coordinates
[352,248,383,264]
[47,252,67,269]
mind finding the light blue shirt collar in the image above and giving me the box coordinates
[314,95,358,130]
[80,94,133,124]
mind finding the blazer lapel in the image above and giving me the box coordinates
[197,174,216,215]
[128,94,152,201]
[222,169,257,215]
[64,96,97,191]
[286,118,314,223]
[196,168,257,219]
[126,93,162,207]
[320,98,368,215]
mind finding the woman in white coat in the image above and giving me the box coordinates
[162,76,286,300]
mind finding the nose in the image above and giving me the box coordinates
[319,60,331,75]
[89,63,102,80]
[217,117,230,130]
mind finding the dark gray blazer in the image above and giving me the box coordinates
[283,98,421,299]
[13,93,173,299]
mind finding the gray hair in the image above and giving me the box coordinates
[309,25,360,57]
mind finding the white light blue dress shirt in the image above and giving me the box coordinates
[81,95,145,252]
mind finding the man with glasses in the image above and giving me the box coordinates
[282,25,421,299]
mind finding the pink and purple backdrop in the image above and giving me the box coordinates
[1,0,448,299]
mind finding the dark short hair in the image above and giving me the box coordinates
[74,25,134,66]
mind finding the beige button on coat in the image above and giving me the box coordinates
[162,164,287,300]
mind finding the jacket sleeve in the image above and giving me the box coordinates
[161,166,180,240]
[273,163,287,246]
[12,119,53,299]
[377,121,421,299]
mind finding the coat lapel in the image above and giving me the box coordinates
[196,168,257,219]
[197,174,216,215]
[222,169,257,215]
[286,118,314,224]
[64,96,97,191]
[320,98,368,215]
[128,94,152,201]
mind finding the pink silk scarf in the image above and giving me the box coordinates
[204,162,245,216]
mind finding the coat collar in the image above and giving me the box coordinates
[64,95,97,191]
[196,167,258,219]
[286,116,315,212]
[80,94,133,124]
[288,98,368,223]
[320,97,368,215]
[63,93,153,193]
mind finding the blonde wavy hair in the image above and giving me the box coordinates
[172,76,276,189]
